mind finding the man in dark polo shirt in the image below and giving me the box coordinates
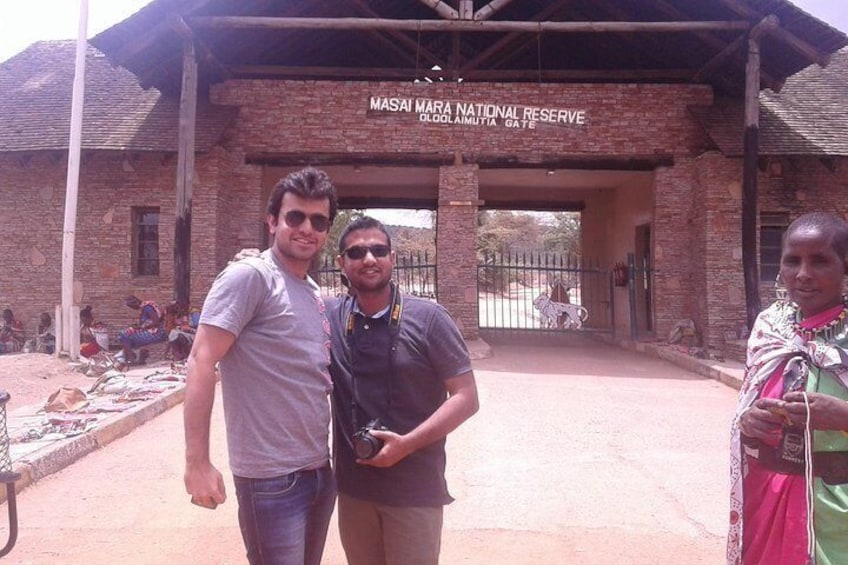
[329,215,479,565]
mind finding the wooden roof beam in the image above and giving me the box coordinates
[717,0,831,66]
[248,0,333,67]
[648,0,781,88]
[106,0,220,66]
[188,16,752,34]
[418,0,459,20]
[460,0,573,75]
[170,16,231,82]
[591,1,689,70]
[475,0,516,21]
[347,0,446,70]
[227,64,696,81]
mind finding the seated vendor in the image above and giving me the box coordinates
[0,309,25,354]
[164,302,197,362]
[80,306,109,358]
[117,295,166,365]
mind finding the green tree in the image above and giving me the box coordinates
[540,213,581,257]
[476,210,542,257]
[319,209,364,266]
[391,226,435,257]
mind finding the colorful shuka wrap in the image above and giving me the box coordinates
[118,301,166,349]
[728,300,848,565]
[0,320,25,354]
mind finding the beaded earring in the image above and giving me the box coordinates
[774,273,788,302]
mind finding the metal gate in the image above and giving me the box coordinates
[478,252,613,333]
[313,251,437,299]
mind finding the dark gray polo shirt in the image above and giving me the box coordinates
[328,292,472,507]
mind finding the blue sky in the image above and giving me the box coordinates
[0,0,845,63]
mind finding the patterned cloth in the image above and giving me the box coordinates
[0,319,24,354]
[118,301,166,349]
[728,300,848,564]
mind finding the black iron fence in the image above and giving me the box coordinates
[313,250,437,299]
[478,251,613,332]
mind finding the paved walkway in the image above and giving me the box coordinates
[5,337,741,564]
[0,336,745,504]
[2,365,185,503]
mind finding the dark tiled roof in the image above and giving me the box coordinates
[0,41,237,153]
[691,48,848,157]
[760,47,848,155]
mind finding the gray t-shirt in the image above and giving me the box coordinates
[200,249,332,478]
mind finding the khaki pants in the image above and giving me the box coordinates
[338,493,443,565]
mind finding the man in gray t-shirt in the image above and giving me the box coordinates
[184,167,338,565]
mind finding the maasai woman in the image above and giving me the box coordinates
[729,212,848,565]
[79,306,109,358]
[0,309,25,354]
[163,302,196,362]
[117,295,166,364]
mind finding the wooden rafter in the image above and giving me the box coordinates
[107,0,221,66]
[648,0,781,89]
[418,0,459,20]
[170,16,231,83]
[590,1,689,71]
[460,0,573,75]
[249,0,331,64]
[692,33,746,82]
[717,0,831,66]
[188,16,752,34]
[347,0,446,70]
[227,64,696,81]
[475,0,516,22]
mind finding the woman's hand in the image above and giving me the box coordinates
[781,392,848,431]
[738,398,786,442]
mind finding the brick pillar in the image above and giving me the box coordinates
[694,152,747,349]
[436,165,479,340]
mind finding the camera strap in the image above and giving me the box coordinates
[343,282,403,432]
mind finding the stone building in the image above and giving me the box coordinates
[0,1,846,354]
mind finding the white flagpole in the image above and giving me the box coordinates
[60,0,89,360]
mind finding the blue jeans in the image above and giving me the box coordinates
[234,465,337,565]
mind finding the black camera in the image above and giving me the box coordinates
[352,419,388,460]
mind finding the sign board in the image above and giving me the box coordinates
[369,96,587,130]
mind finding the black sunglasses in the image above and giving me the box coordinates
[282,210,331,233]
[342,244,392,260]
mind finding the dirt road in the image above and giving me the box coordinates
[2,340,737,564]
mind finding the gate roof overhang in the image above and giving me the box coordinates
[90,0,847,97]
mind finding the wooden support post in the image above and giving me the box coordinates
[175,38,198,307]
[741,19,775,330]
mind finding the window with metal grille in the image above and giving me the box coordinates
[760,212,788,283]
[132,207,160,276]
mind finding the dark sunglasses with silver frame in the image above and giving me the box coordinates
[342,244,392,260]
[282,210,332,233]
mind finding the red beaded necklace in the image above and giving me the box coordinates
[791,299,848,342]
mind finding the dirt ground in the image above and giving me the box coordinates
[0,353,105,412]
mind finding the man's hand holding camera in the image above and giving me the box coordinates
[357,429,413,467]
